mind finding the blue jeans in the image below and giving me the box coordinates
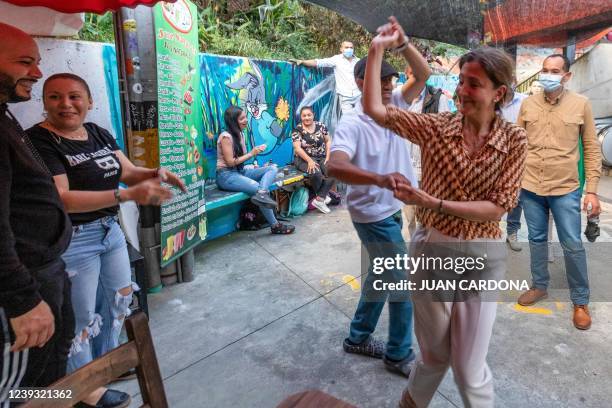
[62,216,135,373]
[349,211,414,361]
[216,166,278,226]
[521,188,589,305]
[506,200,522,235]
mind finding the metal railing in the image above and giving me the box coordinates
[516,70,540,94]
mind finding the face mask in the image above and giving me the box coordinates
[539,73,564,92]
[343,48,354,58]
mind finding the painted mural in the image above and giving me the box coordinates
[200,54,335,182]
[294,65,338,135]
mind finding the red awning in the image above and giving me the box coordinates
[2,0,175,14]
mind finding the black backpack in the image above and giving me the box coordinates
[421,85,443,114]
[237,201,269,231]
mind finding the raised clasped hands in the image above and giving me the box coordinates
[372,16,406,50]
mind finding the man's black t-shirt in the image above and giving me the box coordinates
[28,122,123,225]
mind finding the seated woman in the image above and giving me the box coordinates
[28,73,186,408]
[216,105,295,234]
[292,106,335,214]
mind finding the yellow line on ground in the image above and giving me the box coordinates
[555,302,565,311]
[342,275,361,292]
[513,304,553,315]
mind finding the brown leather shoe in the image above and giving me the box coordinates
[517,288,548,306]
[573,305,591,330]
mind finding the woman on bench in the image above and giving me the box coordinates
[292,106,336,214]
[216,106,295,234]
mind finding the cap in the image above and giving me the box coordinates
[354,56,399,80]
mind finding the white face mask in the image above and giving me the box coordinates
[343,48,354,58]
[539,73,564,92]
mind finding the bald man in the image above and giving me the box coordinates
[0,23,74,402]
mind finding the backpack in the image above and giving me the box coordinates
[286,187,309,217]
[237,201,269,231]
[421,85,443,114]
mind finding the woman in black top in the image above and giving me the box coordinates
[28,73,185,408]
[292,106,335,214]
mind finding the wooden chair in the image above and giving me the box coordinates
[277,390,357,408]
[22,312,167,408]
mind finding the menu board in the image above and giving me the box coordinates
[154,0,206,267]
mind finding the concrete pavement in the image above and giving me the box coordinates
[116,178,612,408]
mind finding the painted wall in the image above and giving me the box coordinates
[10,39,340,177]
[11,38,124,149]
[200,54,333,182]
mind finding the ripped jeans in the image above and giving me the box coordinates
[62,216,137,373]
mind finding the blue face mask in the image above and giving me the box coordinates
[539,73,564,92]
[343,48,354,59]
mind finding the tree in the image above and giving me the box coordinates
[78,0,464,69]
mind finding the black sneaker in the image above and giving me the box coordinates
[251,192,277,209]
[75,389,131,408]
[342,336,385,359]
[271,222,295,235]
[382,351,415,378]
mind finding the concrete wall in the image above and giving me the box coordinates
[568,43,612,119]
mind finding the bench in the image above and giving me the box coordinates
[204,165,307,241]
[21,312,167,408]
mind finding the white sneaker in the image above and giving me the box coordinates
[506,232,521,252]
[324,195,332,205]
[312,198,331,214]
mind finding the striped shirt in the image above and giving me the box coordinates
[383,107,527,240]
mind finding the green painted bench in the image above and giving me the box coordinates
[203,165,307,241]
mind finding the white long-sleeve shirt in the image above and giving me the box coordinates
[316,54,361,98]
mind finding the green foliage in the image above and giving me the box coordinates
[197,0,319,60]
[78,12,115,43]
[77,1,465,68]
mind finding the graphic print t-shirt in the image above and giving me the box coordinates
[28,122,122,225]
[291,121,329,159]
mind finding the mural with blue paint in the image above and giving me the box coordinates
[200,54,336,182]
[201,54,294,181]
[294,65,338,134]
[428,74,460,112]
[102,44,125,151]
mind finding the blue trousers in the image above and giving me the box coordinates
[63,217,135,373]
[216,166,278,225]
[521,188,589,305]
[506,200,522,235]
[348,211,414,360]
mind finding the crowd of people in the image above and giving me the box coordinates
[0,11,604,408]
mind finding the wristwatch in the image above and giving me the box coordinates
[393,36,411,53]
